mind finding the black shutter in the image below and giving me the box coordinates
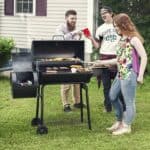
[36,0,47,16]
[4,0,14,16]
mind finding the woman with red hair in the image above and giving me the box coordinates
[86,6,126,113]
[94,13,147,135]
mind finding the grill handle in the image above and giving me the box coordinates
[52,35,65,40]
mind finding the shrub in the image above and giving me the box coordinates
[0,37,15,53]
[0,37,15,67]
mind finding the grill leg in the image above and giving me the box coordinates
[37,85,48,134]
[83,84,92,130]
[31,86,41,126]
[40,85,44,124]
[80,84,83,122]
[36,86,40,118]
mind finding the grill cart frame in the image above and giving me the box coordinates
[11,40,93,134]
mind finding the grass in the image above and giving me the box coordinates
[0,75,150,150]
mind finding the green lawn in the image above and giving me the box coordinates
[0,75,150,150]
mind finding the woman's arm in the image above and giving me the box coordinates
[93,58,117,67]
[131,37,147,83]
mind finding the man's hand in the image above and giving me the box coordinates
[85,35,93,40]
[71,30,82,36]
[71,30,82,40]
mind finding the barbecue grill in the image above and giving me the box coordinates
[10,40,93,134]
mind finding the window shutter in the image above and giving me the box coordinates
[5,0,14,16]
[36,0,47,16]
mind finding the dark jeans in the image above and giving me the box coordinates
[101,68,126,112]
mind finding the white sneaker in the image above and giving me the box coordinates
[112,124,131,135]
[106,121,122,132]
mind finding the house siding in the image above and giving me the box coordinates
[0,0,95,60]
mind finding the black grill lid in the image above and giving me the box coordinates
[31,40,84,60]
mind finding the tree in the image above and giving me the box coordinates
[98,0,150,73]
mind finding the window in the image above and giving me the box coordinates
[16,0,33,13]
[15,0,35,15]
[5,0,47,16]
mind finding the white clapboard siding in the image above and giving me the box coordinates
[0,0,95,60]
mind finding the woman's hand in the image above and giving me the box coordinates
[137,75,144,84]
[93,60,104,67]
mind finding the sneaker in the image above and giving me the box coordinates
[106,121,122,132]
[103,109,112,113]
[105,105,112,112]
[64,104,72,112]
[73,103,86,108]
[112,124,131,135]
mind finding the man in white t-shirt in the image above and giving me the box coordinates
[86,6,126,112]
[95,21,120,55]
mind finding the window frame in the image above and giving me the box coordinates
[14,0,36,16]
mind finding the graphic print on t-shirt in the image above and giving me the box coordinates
[95,23,120,55]
[102,28,117,42]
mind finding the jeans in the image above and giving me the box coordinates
[100,54,125,112]
[101,68,126,111]
[109,70,137,125]
[101,68,114,111]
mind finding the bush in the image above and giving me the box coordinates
[0,37,15,67]
[0,37,15,53]
[91,48,100,61]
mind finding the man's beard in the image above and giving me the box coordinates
[67,21,76,31]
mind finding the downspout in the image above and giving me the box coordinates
[85,0,94,61]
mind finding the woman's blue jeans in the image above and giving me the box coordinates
[109,70,137,125]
